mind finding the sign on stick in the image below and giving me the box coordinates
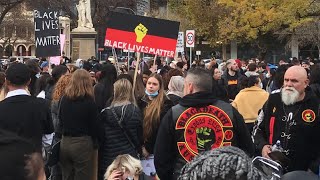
[34,9,60,57]
[104,12,180,58]
[176,32,184,52]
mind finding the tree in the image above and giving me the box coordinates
[168,0,226,45]
[0,2,34,56]
[278,19,320,58]
[89,0,136,46]
[217,0,320,42]
[167,0,320,60]
[0,0,26,27]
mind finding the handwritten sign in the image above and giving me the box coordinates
[34,9,60,57]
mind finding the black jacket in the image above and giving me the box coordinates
[221,70,245,100]
[138,95,173,154]
[254,90,320,173]
[98,103,143,180]
[154,92,254,180]
[94,82,113,112]
[167,94,181,105]
[45,84,55,101]
[0,95,53,151]
[212,78,229,102]
[310,83,320,99]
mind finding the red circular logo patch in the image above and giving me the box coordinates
[302,109,316,123]
[176,105,234,162]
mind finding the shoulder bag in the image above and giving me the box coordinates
[46,96,63,167]
[110,106,141,159]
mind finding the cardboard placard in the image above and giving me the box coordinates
[34,9,60,57]
[49,34,66,65]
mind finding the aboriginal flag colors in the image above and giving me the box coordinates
[104,12,180,57]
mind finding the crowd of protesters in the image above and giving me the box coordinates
[0,54,320,180]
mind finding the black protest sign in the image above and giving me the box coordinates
[34,9,60,57]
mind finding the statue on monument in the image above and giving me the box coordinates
[76,0,93,29]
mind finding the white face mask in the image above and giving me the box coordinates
[35,73,41,79]
[266,73,270,78]
[260,82,263,89]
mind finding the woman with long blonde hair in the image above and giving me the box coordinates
[138,73,173,174]
[59,69,101,180]
[104,154,152,180]
[98,78,143,180]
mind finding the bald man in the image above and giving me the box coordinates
[254,66,320,174]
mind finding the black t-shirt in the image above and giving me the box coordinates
[227,73,239,100]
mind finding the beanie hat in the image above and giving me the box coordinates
[178,146,265,180]
[235,59,242,68]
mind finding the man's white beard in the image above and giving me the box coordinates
[281,87,300,105]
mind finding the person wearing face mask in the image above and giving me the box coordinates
[137,73,173,176]
[232,75,269,132]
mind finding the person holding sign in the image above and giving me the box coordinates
[137,73,173,176]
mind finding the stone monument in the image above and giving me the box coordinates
[71,0,97,60]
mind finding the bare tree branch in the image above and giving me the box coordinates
[0,0,25,26]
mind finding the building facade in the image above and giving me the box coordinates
[0,5,71,58]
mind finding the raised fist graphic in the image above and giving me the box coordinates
[135,23,148,43]
[196,127,215,153]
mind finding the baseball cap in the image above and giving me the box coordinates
[5,63,31,86]
[40,61,49,69]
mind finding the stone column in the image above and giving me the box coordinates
[230,40,237,59]
[222,44,227,60]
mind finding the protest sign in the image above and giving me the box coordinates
[176,32,184,52]
[49,34,66,65]
[104,12,180,58]
[34,9,60,57]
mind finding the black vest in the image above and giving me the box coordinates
[263,92,320,172]
[171,100,234,178]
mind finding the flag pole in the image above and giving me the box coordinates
[133,52,141,95]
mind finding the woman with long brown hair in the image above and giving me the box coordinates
[59,69,101,180]
[138,73,173,175]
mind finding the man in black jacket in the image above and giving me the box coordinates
[222,59,245,101]
[154,68,254,180]
[0,63,53,151]
[254,66,320,174]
